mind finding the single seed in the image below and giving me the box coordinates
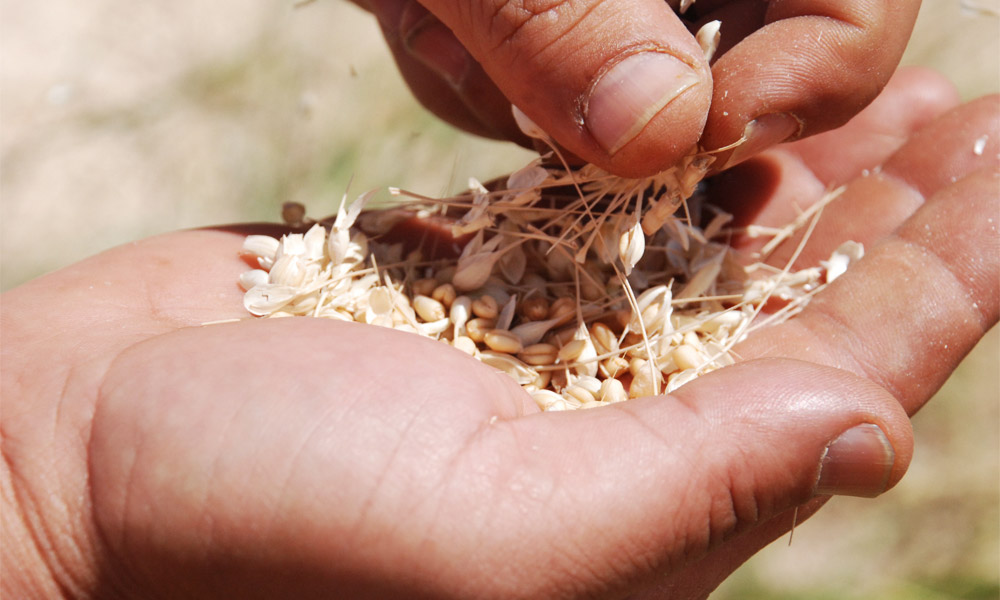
[574,376,602,395]
[510,317,561,346]
[532,389,566,411]
[653,350,677,374]
[547,325,579,347]
[269,255,304,287]
[590,322,619,355]
[466,318,496,343]
[640,301,663,327]
[619,220,645,275]
[454,254,497,292]
[549,369,568,392]
[672,344,702,371]
[629,359,662,398]
[520,296,550,321]
[419,317,451,336]
[598,378,627,403]
[291,295,318,312]
[412,277,438,298]
[479,351,536,385]
[392,292,412,309]
[571,332,599,378]
[392,294,416,322]
[656,336,677,360]
[480,280,512,307]
[472,294,500,319]
[239,269,269,291]
[548,297,576,324]
[700,310,743,334]
[622,330,644,346]
[450,296,472,330]
[519,343,559,366]
[600,356,629,379]
[564,384,596,405]
[682,330,704,350]
[546,247,575,281]
[533,369,552,391]
[484,329,524,354]
[496,295,518,331]
[431,283,457,308]
[452,335,478,355]
[243,235,280,260]
[413,295,447,322]
[368,287,392,314]
[629,357,648,377]
[558,339,587,362]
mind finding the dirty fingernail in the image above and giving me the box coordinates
[724,112,801,168]
[403,12,469,89]
[815,423,895,498]
[585,52,701,155]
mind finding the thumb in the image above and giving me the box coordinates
[400,0,713,177]
[507,358,913,594]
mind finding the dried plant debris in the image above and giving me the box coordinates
[237,150,861,411]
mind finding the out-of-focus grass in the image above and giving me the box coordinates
[0,0,533,290]
[1,1,997,598]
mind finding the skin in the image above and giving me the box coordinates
[355,0,923,176]
[2,70,997,599]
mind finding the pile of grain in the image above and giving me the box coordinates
[237,147,859,411]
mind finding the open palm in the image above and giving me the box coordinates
[2,69,996,599]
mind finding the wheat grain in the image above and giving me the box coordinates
[235,143,860,410]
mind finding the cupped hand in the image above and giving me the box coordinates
[2,70,996,599]
[354,0,922,177]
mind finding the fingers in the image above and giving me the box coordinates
[706,67,959,247]
[369,0,530,142]
[780,67,961,188]
[739,96,999,415]
[504,359,912,596]
[373,0,713,177]
[762,93,998,268]
[793,94,998,265]
[707,67,962,260]
[704,0,922,168]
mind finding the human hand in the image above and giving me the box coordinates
[355,0,922,177]
[2,69,996,599]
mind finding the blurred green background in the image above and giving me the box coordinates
[1,1,997,597]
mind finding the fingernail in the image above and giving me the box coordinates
[585,52,701,155]
[724,112,801,168]
[402,11,469,89]
[815,424,895,498]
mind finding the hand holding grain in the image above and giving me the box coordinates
[355,0,922,177]
[2,71,996,599]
